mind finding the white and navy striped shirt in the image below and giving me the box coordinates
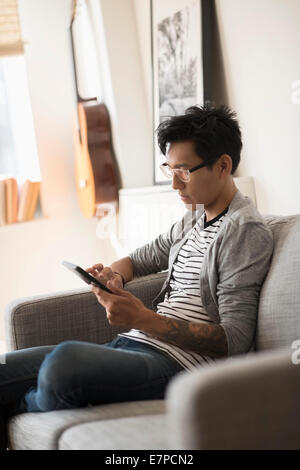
[119,207,229,370]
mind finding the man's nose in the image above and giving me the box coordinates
[172,173,185,190]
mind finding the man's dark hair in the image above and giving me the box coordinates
[156,104,242,174]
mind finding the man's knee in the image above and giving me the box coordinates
[36,341,81,410]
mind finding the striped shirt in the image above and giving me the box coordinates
[119,207,229,370]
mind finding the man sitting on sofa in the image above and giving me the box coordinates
[0,105,273,450]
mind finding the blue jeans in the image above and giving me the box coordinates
[0,337,184,449]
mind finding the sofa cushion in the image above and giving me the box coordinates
[59,414,170,450]
[8,400,165,450]
[256,214,300,351]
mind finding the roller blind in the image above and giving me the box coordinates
[0,0,24,57]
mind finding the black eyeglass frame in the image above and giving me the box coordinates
[160,155,220,181]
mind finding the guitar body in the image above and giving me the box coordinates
[70,1,121,218]
[75,101,121,218]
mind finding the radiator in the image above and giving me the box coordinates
[115,176,257,254]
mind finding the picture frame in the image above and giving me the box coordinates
[150,0,213,185]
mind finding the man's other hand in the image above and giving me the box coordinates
[85,263,123,289]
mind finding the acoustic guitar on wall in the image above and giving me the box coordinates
[70,0,122,218]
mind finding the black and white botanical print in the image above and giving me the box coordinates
[157,4,198,122]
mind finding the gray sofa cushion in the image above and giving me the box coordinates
[8,400,165,450]
[256,214,300,351]
[59,414,169,450]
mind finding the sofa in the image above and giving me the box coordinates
[4,213,300,450]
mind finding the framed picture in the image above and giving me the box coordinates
[151,0,213,185]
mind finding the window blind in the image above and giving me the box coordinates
[0,0,24,57]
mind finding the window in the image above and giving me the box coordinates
[0,54,41,182]
[0,0,41,225]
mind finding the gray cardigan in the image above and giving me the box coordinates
[128,190,274,357]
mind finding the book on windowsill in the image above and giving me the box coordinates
[17,180,41,223]
[5,177,18,224]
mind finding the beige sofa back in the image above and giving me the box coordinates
[256,214,300,351]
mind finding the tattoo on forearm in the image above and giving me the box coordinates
[150,317,228,358]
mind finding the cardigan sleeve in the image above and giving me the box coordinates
[216,219,274,356]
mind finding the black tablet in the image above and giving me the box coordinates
[62,261,113,293]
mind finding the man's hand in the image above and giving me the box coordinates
[86,263,123,289]
[91,282,153,329]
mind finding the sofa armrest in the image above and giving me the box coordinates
[5,272,167,352]
[166,347,300,450]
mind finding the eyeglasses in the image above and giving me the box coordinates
[159,157,220,183]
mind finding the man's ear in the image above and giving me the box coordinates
[219,154,232,174]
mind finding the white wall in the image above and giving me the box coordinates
[133,0,153,119]
[214,0,300,215]
[99,0,153,188]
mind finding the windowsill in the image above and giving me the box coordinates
[0,215,49,229]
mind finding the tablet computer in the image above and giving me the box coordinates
[62,261,113,293]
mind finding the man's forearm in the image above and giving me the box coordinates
[110,256,134,284]
[139,309,228,359]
